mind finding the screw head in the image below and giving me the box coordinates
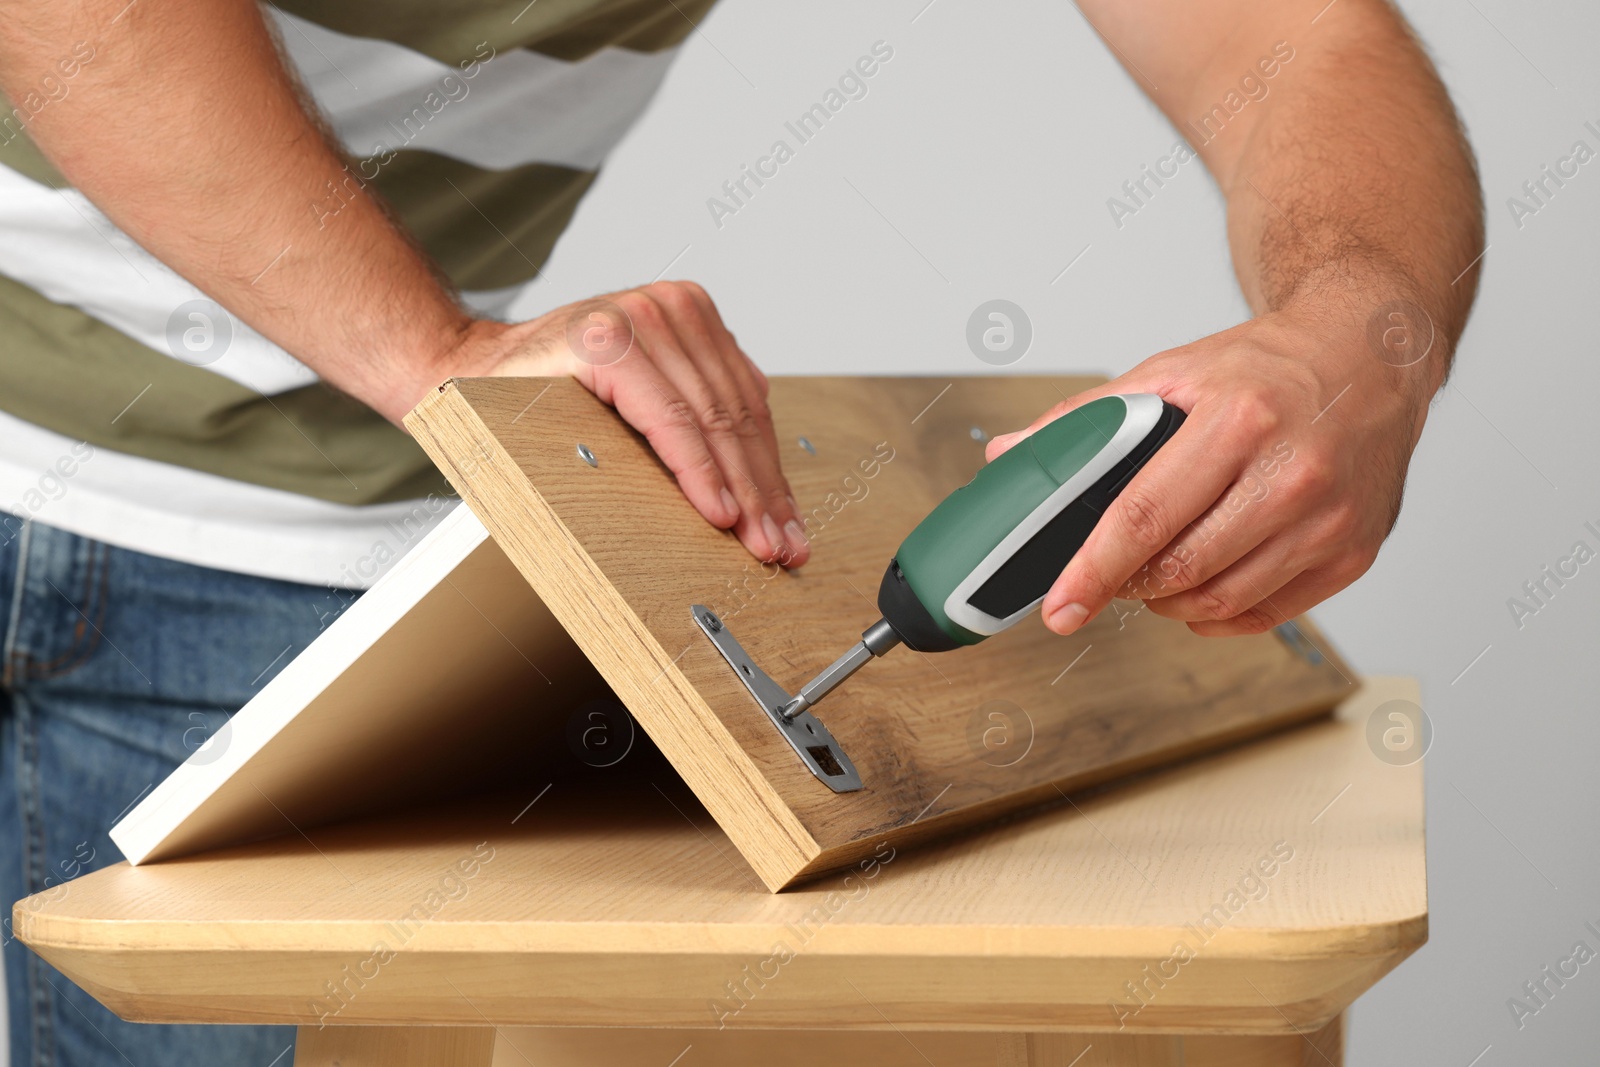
[700,610,722,632]
[576,442,598,467]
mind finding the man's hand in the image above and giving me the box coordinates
[0,0,806,566]
[1026,0,1484,635]
[988,304,1427,636]
[447,282,808,566]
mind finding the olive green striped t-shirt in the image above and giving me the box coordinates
[0,0,714,584]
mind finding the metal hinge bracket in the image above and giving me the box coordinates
[1274,619,1325,665]
[690,606,863,793]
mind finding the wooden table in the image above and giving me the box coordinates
[14,679,1425,1066]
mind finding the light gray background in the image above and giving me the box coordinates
[509,0,1599,1062]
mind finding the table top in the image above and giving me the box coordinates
[16,678,1425,1035]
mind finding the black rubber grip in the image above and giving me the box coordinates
[877,558,964,653]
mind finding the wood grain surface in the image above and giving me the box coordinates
[406,377,1356,890]
[16,680,1421,1036]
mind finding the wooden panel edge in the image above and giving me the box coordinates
[22,942,1408,1033]
[10,889,1427,965]
[407,381,818,892]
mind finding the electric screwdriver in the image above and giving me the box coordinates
[780,392,1186,719]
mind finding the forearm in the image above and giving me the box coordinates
[0,0,478,422]
[1213,3,1483,389]
[1081,0,1483,393]
[1019,1,1483,637]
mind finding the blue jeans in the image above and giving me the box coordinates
[0,517,356,1066]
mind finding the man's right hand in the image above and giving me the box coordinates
[445,281,809,567]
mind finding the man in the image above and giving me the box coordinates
[0,0,1480,1060]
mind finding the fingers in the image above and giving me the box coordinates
[638,283,807,565]
[1141,532,1304,626]
[704,309,809,564]
[671,281,784,485]
[580,282,805,567]
[1133,420,1370,634]
[1174,524,1377,637]
[1185,564,1354,638]
[581,347,741,532]
[1121,465,1298,605]
[1039,411,1244,634]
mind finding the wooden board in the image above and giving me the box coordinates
[110,505,606,864]
[17,680,1422,1035]
[406,376,1355,890]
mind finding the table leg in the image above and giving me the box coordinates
[491,1015,1343,1066]
[294,1024,496,1066]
